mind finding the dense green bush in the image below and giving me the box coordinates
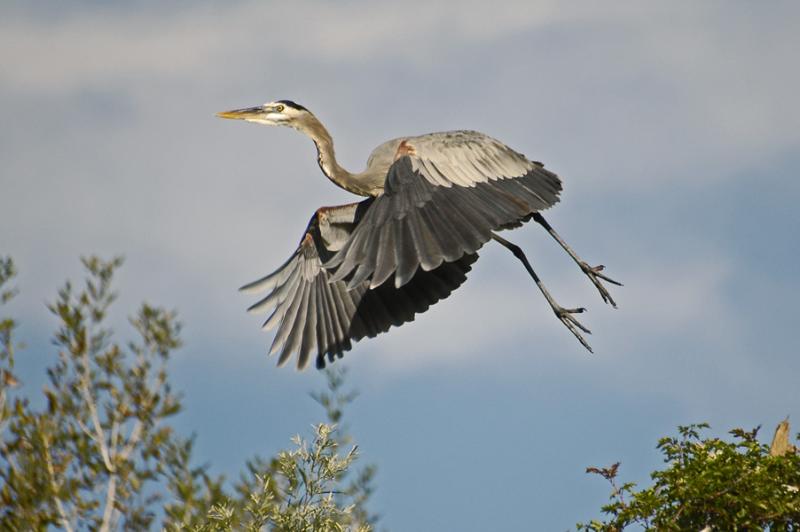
[579,423,800,530]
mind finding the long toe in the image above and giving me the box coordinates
[580,262,622,308]
[553,305,593,353]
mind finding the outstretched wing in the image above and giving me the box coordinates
[242,202,478,370]
[327,131,562,289]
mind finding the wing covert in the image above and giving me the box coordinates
[326,148,562,290]
[408,130,537,186]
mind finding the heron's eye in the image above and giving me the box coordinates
[275,104,285,112]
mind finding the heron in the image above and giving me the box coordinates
[217,100,620,370]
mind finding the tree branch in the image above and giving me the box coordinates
[42,429,75,532]
[99,475,117,532]
[78,351,114,472]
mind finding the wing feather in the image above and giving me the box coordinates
[262,269,301,330]
[240,254,296,294]
[271,280,307,359]
[417,205,461,263]
[424,187,485,250]
[278,283,307,363]
[313,279,331,356]
[371,222,398,288]
[242,202,477,369]
[406,205,442,271]
[394,218,420,288]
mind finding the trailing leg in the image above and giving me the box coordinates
[532,213,622,308]
[491,232,593,353]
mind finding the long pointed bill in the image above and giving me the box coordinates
[216,106,265,120]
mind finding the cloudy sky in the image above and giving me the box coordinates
[2,1,799,529]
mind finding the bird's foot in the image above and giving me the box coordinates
[552,304,593,353]
[579,262,622,308]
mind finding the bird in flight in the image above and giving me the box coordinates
[218,100,620,370]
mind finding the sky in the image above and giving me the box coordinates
[2,1,799,529]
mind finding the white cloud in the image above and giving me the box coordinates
[0,1,567,92]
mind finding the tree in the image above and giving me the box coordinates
[197,423,369,532]
[579,422,800,530]
[166,367,377,531]
[0,256,376,531]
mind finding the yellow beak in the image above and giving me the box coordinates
[216,106,265,120]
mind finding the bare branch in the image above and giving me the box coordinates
[99,476,117,532]
[78,351,114,472]
[118,420,144,462]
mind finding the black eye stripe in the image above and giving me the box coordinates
[276,99,308,112]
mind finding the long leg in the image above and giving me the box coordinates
[532,213,622,308]
[491,232,593,353]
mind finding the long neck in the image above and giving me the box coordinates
[297,115,372,196]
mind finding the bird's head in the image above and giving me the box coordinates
[216,100,311,128]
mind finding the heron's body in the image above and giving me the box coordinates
[218,100,620,370]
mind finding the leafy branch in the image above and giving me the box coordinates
[579,422,800,530]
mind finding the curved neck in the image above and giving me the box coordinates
[295,115,372,197]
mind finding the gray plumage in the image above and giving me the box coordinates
[241,202,478,369]
[218,101,620,370]
[327,151,561,289]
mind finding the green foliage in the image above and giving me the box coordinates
[311,368,379,528]
[169,369,377,531]
[0,256,20,388]
[1,256,185,530]
[0,256,377,531]
[199,424,369,532]
[161,434,227,529]
[579,423,800,531]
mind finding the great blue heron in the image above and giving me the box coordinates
[218,100,620,370]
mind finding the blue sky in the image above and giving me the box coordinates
[2,1,799,529]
